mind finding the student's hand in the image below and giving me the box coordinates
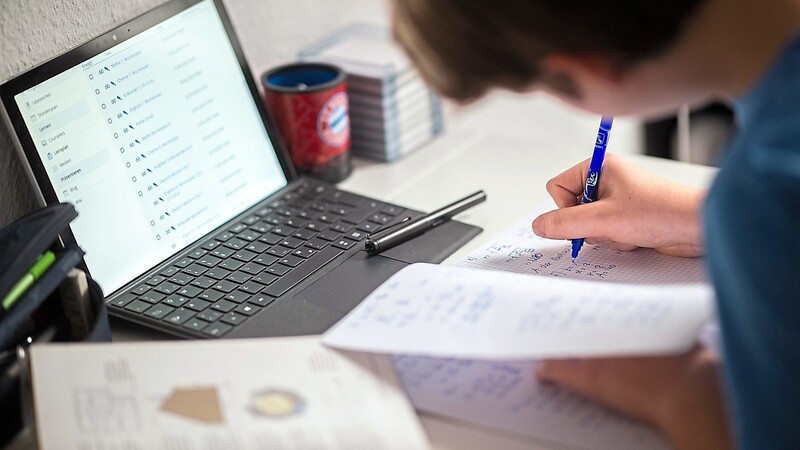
[535,346,731,450]
[532,154,706,257]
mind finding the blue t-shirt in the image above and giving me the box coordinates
[704,35,800,448]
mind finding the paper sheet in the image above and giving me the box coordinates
[323,263,713,359]
[30,336,430,450]
[394,355,670,450]
[457,201,708,285]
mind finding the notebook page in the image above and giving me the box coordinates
[394,356,670,450]
[457,201,708,286]
[322,263,713,359]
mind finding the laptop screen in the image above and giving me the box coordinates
[11,0,288,294]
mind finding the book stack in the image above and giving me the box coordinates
[300,25,444,162]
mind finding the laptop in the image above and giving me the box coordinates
[0,0,481,339]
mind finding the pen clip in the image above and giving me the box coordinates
[367,216,413,239]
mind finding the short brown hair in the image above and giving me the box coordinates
[392,0,704,102]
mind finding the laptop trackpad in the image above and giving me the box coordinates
[295,252,407,314]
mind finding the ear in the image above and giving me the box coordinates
[540,53,624,85]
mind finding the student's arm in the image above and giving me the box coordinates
[536,346,732,450]
[532,154,706,257]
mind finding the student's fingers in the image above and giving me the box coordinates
[545,159,590,208]
[532,201,614,240]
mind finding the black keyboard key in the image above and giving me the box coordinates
[176,285,202,298]
[164,308,194,325]
[238,230,260,242]
[211,300,237,313]
[253,254,279,266]
[329,206,348,216]
[317,214,335,224]
[292,248,317,259]
[262,247,343,297]
[168,273,194,286]
[293,229,317,240]
[242,215,261,226]
[265,265,291,276]
[253,272,278,285]
[215,231,234,242]
[220,312,247,326]
[125,299,151,313]
[203,322,233,337]
[357,222,380,233]
[278,255,304,268]
[305,221,325,231]
[145,304,174,319]
[245,241,269,253]
[250,222,272,234]
[263,215,283,225]
[183,318,209,332]
[330,223,351,233]
[183,263,208,277]
[279,237,304,249]
[197,255,222,268]
[197,310,223,322]
[283,218,307,229]
[189,248,208,259]
[369,213,393,224]
[249,295,275,307]
[235,303,260,316]
[205,267,232,280]
[155,282,181,295]
[240,281,265,294]
[381,205,401,215]
[211,247,235,259]
[305,238,328,250]
[317,230,340,242]
[224,237,248,250]
[185,298,211,311]
[191,276,216,289]
[109,293,135,307]
[145,275,166,286]
[131,284,150,295]
[332,238,357,250]
[198,290,224,302]
[224,291,251,304]
[201,240,221,251]
[272,225,297,237]
[255,206,272,217]
[162,296,189,307]
[241,262,266,275]
[160,266,180,277]
[233,249,257,262]
[229,223,248,234]
[266,247,291,257]
[227,271,252,284]
[173,257,194,268]
[259,233,282,245]
[211,280,238,293]
[218,259,243,271]
[347,230,367,241]
[140,291,165,304]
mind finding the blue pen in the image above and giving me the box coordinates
[571,116,614,262]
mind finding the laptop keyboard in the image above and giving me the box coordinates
[106,179,405,338]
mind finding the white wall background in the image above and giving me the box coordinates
[0,0,388,226]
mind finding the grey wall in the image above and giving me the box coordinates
[0,0,388,226]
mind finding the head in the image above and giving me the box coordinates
[391,0,707,117]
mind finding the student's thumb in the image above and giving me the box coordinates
[532,203,610,240]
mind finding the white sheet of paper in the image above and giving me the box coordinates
[457,201,708,285]
[394,355,670,450]
[323,263,713,359]
[30,336,430,450]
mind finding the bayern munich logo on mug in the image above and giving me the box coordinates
[317,92,350,148]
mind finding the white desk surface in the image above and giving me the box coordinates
[112,91,718,450]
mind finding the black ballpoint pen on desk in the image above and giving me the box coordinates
[364,191,487,255]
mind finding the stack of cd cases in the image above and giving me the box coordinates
[300,25,444,162]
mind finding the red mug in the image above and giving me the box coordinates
[262,63,352,183]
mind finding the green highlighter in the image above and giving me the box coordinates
[1,251,57,311]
